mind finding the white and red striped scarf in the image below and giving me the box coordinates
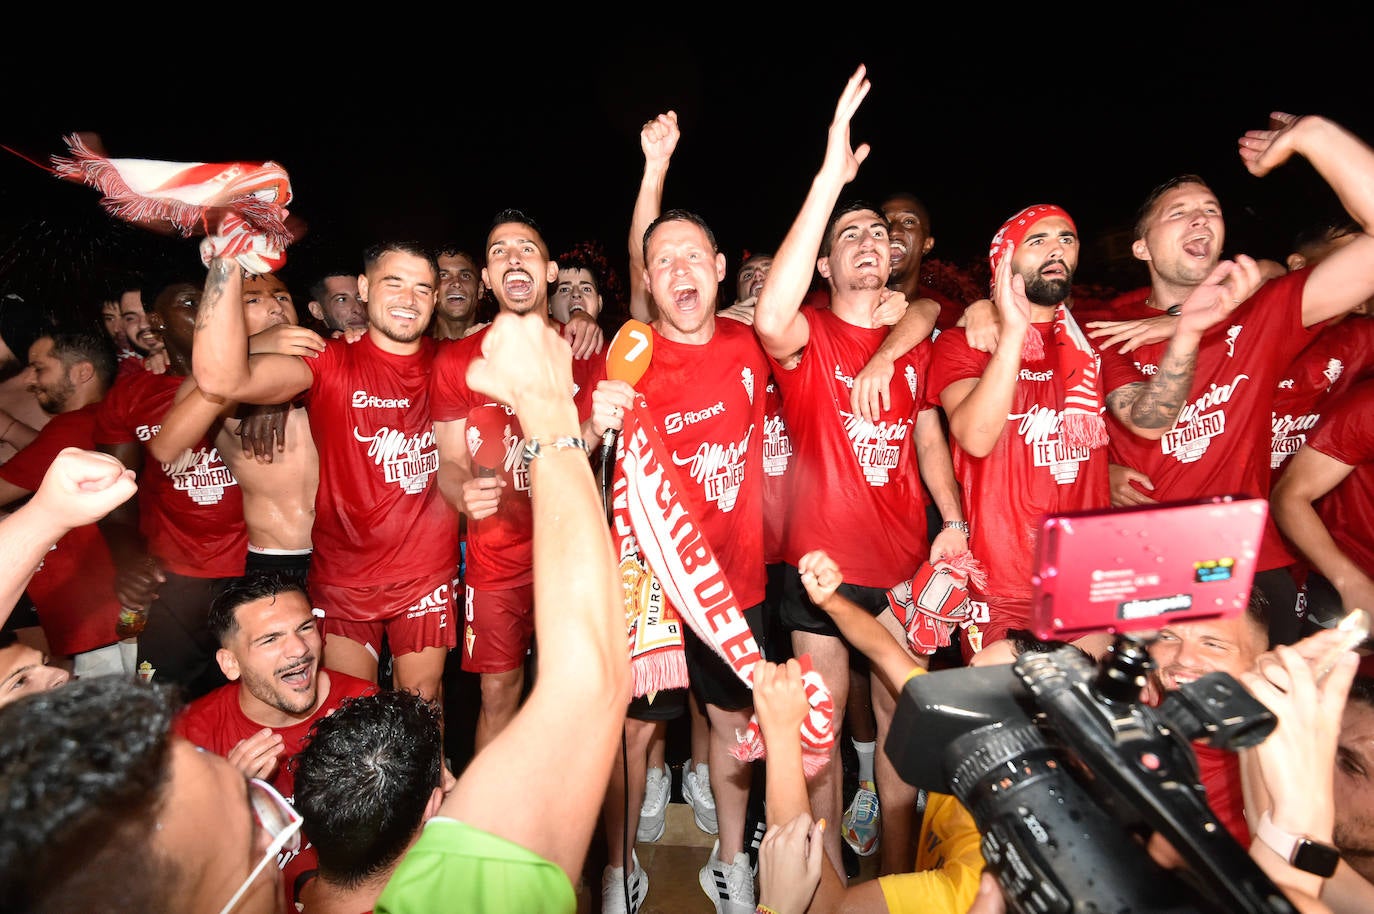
[613,392,835,775]
[51,133,294,273]
[1045,304,1108,451]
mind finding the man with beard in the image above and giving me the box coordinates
[148,271,320,588]
[431,211,602,753]
[306,269,368,337]
[174,572,376,908]
[114,283,170,376]
[193,244,459,707]
[1087,112,1374,647]
[0,331,126,676]
[927,204,1251,659]
[95,278,249,700]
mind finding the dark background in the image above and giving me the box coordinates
[3,26,1371,325]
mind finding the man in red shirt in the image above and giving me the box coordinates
[752,66,967,879]
[0,331,125,676]
[193,244,460,706]
[95,278,249,700]
[432,211,603,752]
[1092,112,1374,646]
[174,572,376,907]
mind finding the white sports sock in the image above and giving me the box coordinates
[853,739,876,783]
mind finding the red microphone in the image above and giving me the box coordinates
[602,320,654,461]
[467,404,510,478]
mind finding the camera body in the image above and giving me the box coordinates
[888,633,1299,914]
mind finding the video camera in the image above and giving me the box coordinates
[887,496,1302,913]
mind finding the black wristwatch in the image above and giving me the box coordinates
[1256,811,1341,877]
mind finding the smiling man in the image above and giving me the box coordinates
[1144,597,1271,848]
[174,572,376,907]
[192,243,460,707]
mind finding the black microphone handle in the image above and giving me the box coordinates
[599,429,619,524]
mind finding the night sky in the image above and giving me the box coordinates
[3,25,1371,324]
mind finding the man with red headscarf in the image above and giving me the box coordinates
[928,204,1264,660]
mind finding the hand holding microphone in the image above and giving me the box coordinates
[464,405,510,520]
[599,320,654,463]
[467,405,510,478]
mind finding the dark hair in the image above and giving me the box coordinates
[0,677,182,913]
[45,331,118,390]
[362,241,436,276]
[207,573,309,645]
[0,630,16,650]
[1133,174,1211,241]
[1291,219,1360,259]
[881,191,932,230]
[308,269,359,306]
[432,244,480,265]
[641,209,718,264]
[555,239,627,329]
[821,199,886,257]
[292,690,444,887]
[488,208,544,240]
[1004,627,1095,662]
[0,292,58,367]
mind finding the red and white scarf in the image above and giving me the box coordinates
[988,204,1107,451]
[613,393,834,774]
[51,133,294,273]
[887,551,988,655]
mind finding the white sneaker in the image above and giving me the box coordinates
[682,759,718,835]
[637,764,671,843]
[601,849,648,914]
[698,839,754,914]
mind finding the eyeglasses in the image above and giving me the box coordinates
[218,777,304,914]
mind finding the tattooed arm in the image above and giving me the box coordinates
[1106,257,1264,439]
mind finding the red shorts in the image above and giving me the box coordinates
[461,583,534,674]
[313,569,458,659]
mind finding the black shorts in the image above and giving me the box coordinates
[778,564,890,637]
[627,687,689,721]
[684,602,766,712]
[245,549,313,592]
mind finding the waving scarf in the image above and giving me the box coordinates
[51,133,293,273]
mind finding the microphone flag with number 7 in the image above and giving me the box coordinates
[608,319,654,385]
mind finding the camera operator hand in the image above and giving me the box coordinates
[1239,628,1359,901]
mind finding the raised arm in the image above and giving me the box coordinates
[1107,256,1263,439]
[430,311,627,884]
[755,64,872,363]
[627,111,679,324]
[193,258,313,405]
[1,448,136,627]
[1238,113,1374,328]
